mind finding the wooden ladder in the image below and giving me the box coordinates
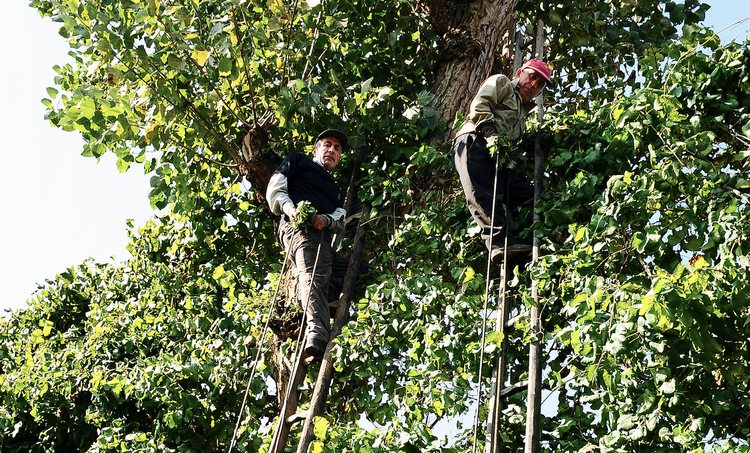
[485,23,547,450]
[483,131,545,453]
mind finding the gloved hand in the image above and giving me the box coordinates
[479,123,497,137]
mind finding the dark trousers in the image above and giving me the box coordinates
[452,133,534,252]
[280,225,333,346]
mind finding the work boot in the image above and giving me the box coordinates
[491,244,532,266]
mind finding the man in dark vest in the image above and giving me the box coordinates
[266,130,347,358]
[452,60,553,266]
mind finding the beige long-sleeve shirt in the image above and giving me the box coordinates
[455,75,527,142]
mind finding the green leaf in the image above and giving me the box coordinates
[168,54,186,70]
[208,22,226,38]
[313,416,330,439]
[631,232,647,253]
[192,48,209,67]
[361,77,373,94]
[80,98,96,119]
[462,266,475,284]
[617,413,635,430]
[116,156,131,173]
[485,331,504,348]
[659,379,676,394]
[742,121,750,138]
[218,58,232,76]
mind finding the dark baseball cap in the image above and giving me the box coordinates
[315,129,348,148]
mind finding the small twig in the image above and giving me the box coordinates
[194,151,241,168]
[636,253,653,279]
[281,0,301,87]
[721,184,750,203]
[301,10,324,80]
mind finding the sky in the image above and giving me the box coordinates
[0,2,749,316]
[0,2,155,312]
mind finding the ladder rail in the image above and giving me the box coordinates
[485,277,512,453]
[523,128,545,453]
[523,19,546,453]
[269,353,311,453]
[269,243,323,453]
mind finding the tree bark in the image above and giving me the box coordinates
[239,124,282,211]
[421,0,518,139]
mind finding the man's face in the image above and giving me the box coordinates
[516,68,547,103]
[314,136,342,171]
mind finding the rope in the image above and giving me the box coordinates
[490,173,513,453]
[471,150,503,453]
[227,252,290,453]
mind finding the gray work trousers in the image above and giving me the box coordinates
[280,224,333,346]
[452,132,534,252]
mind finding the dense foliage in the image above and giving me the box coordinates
[534,28,750,452]
[1,0,748,451]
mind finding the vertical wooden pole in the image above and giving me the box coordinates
[268,361,308,453]
[484,283,511,453]
[513,23,522,73]
[524,19,545,453]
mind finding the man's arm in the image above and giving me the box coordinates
[266,172,297,219]
[317,207,346,234]
[310,208,346,233]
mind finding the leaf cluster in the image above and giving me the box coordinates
[290,200,317,232]
[9,0,750,451]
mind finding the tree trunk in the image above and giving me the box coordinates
[421,0,518,139]
[239,124,283,212]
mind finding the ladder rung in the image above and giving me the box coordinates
[505,311,529,328]
[287,409,309,425]
[499,380,528,398]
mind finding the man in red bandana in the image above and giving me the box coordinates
[452,60,553,266]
